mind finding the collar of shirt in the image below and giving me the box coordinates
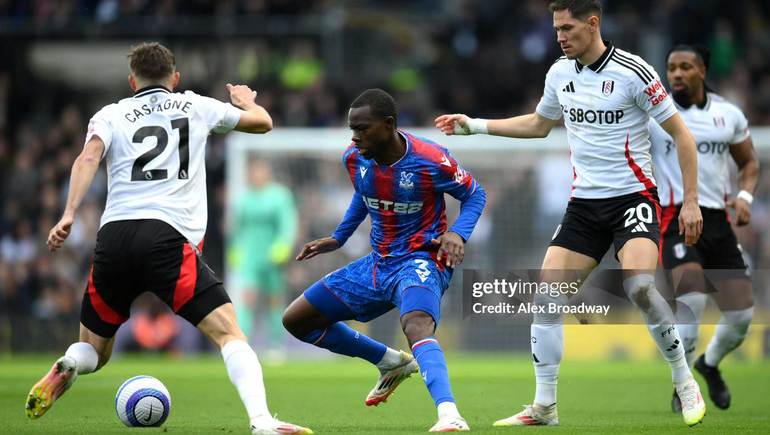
[575,40,614,73]
[673,91,711,111]
[133,85,172,98]
[370,131,412,168]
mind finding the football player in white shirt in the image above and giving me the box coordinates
[436,0,706,427]
[25,42,312,435]
[649,44,759,413]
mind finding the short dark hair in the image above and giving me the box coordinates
[350,88,397,124]
[548,0,603,20]
[128,42,176,81]
[667,44,711,70]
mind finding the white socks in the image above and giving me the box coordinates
[221,340,270,422]
[437,401,460,418]
[65,342,98,375]
[531,323,563,406]
[676,293,753,368]
[704,307,753,367]
[623,275,691,383]
[375,347,402,371]
[675,292,708,365]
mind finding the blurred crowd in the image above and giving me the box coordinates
[1,1,769,352]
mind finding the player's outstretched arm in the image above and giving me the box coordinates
[661,113,703,244]
[48,137,105,252]
[434,112,557,138]
[226,83,273,134]
[295,237,340,261]
[296,191,368,261]
[727,136,759,226]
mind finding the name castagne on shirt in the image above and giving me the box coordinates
[123,97,193,122]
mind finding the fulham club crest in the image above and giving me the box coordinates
[602,80,615,96]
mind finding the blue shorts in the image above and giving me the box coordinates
[305,251,452,323]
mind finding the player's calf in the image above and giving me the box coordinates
[285,290,393,366]
[623,275,694,383]
[402,310,468,429]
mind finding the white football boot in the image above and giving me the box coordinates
[429,415,470,432]
[365,350,419,406]
[675,377,706,427]
[493,403,559,426]
[250,416,313,435]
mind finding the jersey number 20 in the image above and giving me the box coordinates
[131,118,189,181]
[623,203,654,228]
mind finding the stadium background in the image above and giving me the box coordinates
[0,0,769,414]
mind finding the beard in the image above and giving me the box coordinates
[672,87,694,108]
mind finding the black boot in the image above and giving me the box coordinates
[671,389,682,413]
[694,354,731,409]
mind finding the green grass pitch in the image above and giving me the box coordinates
[1,354,768,434]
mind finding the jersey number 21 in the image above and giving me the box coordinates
[131,117,189,181]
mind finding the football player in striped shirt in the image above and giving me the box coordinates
[284,89,486,432]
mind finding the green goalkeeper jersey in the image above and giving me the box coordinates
[233,183,297,266]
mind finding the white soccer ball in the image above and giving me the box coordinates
[115,375,171,427]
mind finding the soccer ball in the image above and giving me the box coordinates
[115,375,171,427]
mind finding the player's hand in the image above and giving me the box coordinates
[434,114,471,136]
[47,214,74,252]
[296,237,340,261]
[727,197,751,226]
[431,232,465,267]
[678,200,703,245]
[226,83,258,109]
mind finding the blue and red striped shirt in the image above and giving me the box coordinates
[331,131,486,257]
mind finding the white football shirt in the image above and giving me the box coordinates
[650,92,750,208]
[85,86,241,245]
[536,42,677,199]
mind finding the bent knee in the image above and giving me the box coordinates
[281,311,302,338]
[282,296,331,339]
[401,311,435,343]
[623,274,656,310]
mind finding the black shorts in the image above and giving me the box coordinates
[550,189,661,262]
[660,205,748,273]
[81,219,230,338]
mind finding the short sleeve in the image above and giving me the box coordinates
[535,63,563,121]
[632,62,677,124]
[186,91,242,134]
[730,107,750,144]
[85,106,114,158]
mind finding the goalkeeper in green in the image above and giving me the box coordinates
[232,157,298,359]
